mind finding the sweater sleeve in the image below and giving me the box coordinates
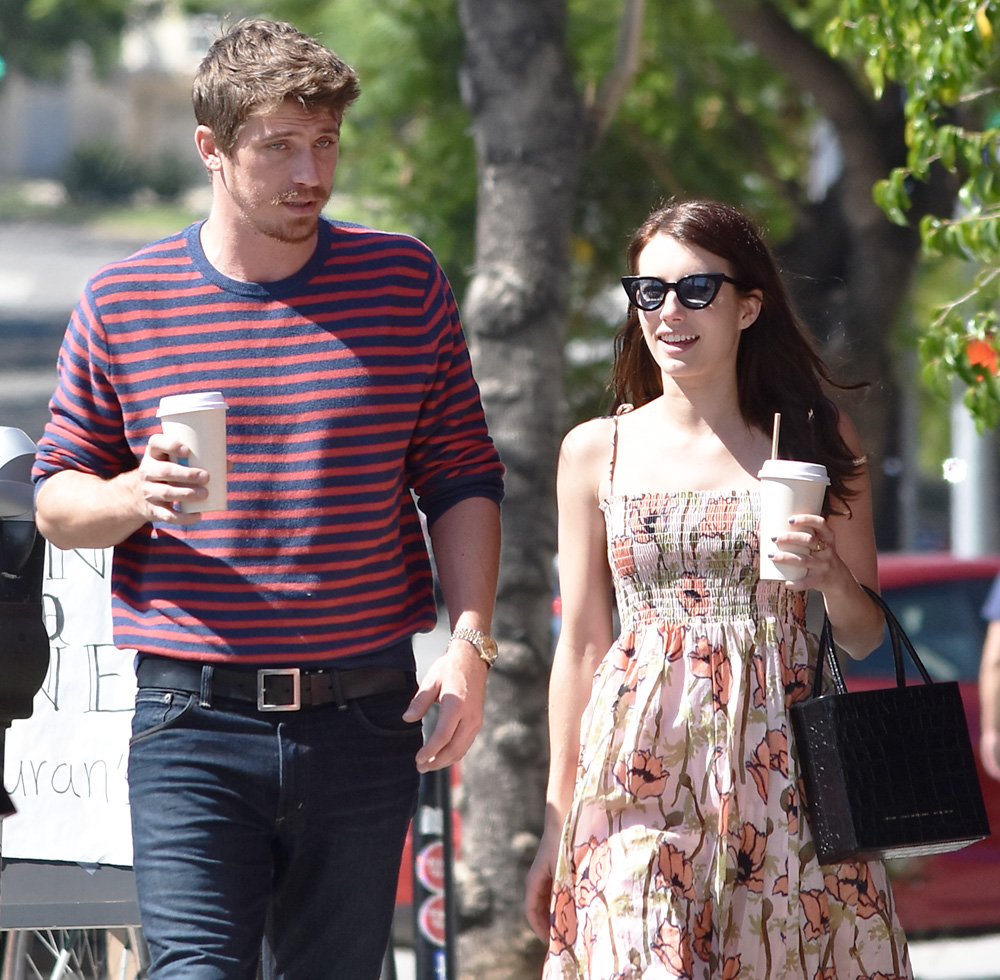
[404,256,504,526]
[32,280,138,489]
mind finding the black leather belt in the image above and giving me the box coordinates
[136,656,414,712]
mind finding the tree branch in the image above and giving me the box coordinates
[587,0,646,146]
[713,0,890,228]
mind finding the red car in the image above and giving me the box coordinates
[842,552,1000,936]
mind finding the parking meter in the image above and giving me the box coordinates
[0,427,50,818]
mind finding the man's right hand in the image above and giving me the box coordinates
[35,435,211,550]
[131,433,210,525]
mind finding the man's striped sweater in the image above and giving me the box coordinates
[33,218,504,668]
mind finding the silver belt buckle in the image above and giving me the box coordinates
[257,668,301,711]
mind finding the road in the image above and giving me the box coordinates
[0,221,150,441]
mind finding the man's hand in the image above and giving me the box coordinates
[403,640,488,773]
[35,434,213,550]
[132,433,211,525]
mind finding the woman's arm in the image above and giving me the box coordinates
[979,619,1000,781]
[773,412,883,658]
[524,419,615,940]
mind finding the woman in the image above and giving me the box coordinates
[525,200,911,979]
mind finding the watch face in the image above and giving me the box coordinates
[481,637,499,664]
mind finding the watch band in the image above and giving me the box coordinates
[450,627,498,669]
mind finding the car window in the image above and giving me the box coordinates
[843,576,995,682]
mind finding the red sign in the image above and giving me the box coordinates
[417,894,446,947]
[416,840,445,893]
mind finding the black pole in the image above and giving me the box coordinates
[411,765,456,980]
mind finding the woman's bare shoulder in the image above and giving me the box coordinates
[560,416,617,466]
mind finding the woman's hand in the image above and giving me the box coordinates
[525,830,559,941]
[768,513,843,592]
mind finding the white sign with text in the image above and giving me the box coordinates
[3,546,135,867]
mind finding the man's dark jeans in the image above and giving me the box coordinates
[128,679,422,980]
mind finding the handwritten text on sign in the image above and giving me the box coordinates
[3,545,136,867]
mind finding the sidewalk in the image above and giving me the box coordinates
[909,933,1000,980]
[389,935,1000,980]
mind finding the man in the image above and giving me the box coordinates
[980,572,1000,782]
[33,18,503,980]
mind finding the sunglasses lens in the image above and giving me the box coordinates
[676,275,721,309]
[633,279,666,310]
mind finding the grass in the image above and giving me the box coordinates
[0,178,206,239]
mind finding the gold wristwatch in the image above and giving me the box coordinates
[450,627,498,669]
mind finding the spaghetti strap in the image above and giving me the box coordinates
[607,403,633,498]
[608,416,620,496]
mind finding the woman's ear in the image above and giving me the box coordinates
[738,290,763,331]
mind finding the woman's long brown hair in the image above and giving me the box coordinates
[610,199,862,509]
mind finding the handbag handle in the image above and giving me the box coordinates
[813,584,934,698]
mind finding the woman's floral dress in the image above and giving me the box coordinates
[543,489,912,980]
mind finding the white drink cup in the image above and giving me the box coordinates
[156,391,228,513]
[758,459,830,581]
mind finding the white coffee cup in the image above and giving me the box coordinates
[758,459,830,581]
[157,391,229,513]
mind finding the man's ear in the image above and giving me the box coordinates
[195,125,223,173]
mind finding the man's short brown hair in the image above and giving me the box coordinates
[192,18,361,154]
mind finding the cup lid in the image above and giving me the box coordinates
[157,391,228,416]
[757,459,830,484]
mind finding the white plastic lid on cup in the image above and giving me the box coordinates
[757,459,830,484]
[156,391,228,417]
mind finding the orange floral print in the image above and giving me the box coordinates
[662,621,687,662]
[747,736,771,803]
[769,727,789,777]
[628,495,662,543]
[690,636,715,678]
[721,956,742,980]
[651,921,694,979]
[656,842,698,901]
[781,783,799,835]
[613,748,669,798]
[676,573,711,616]
[698,493,740,538]
[548,883,578,953]
[813,969,837,980]
[750,650,768,708]
[730,822,768,893]
[800,888,831,940]
[711,649,733,712]
[779,639,810,706]
[825,862,884,919]
[692,899,713,962]
[788,589,807,626]
[609,534,637,578]
[573,835,612,907]
[690,637,732,712]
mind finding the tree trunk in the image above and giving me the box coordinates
[716,0,957,541]
[454,1,584,977]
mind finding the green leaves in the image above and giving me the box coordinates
[823,0,1000,427]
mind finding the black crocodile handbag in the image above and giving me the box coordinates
[790,586,991,865]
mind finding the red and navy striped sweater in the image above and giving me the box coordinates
[33,219,504,667]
